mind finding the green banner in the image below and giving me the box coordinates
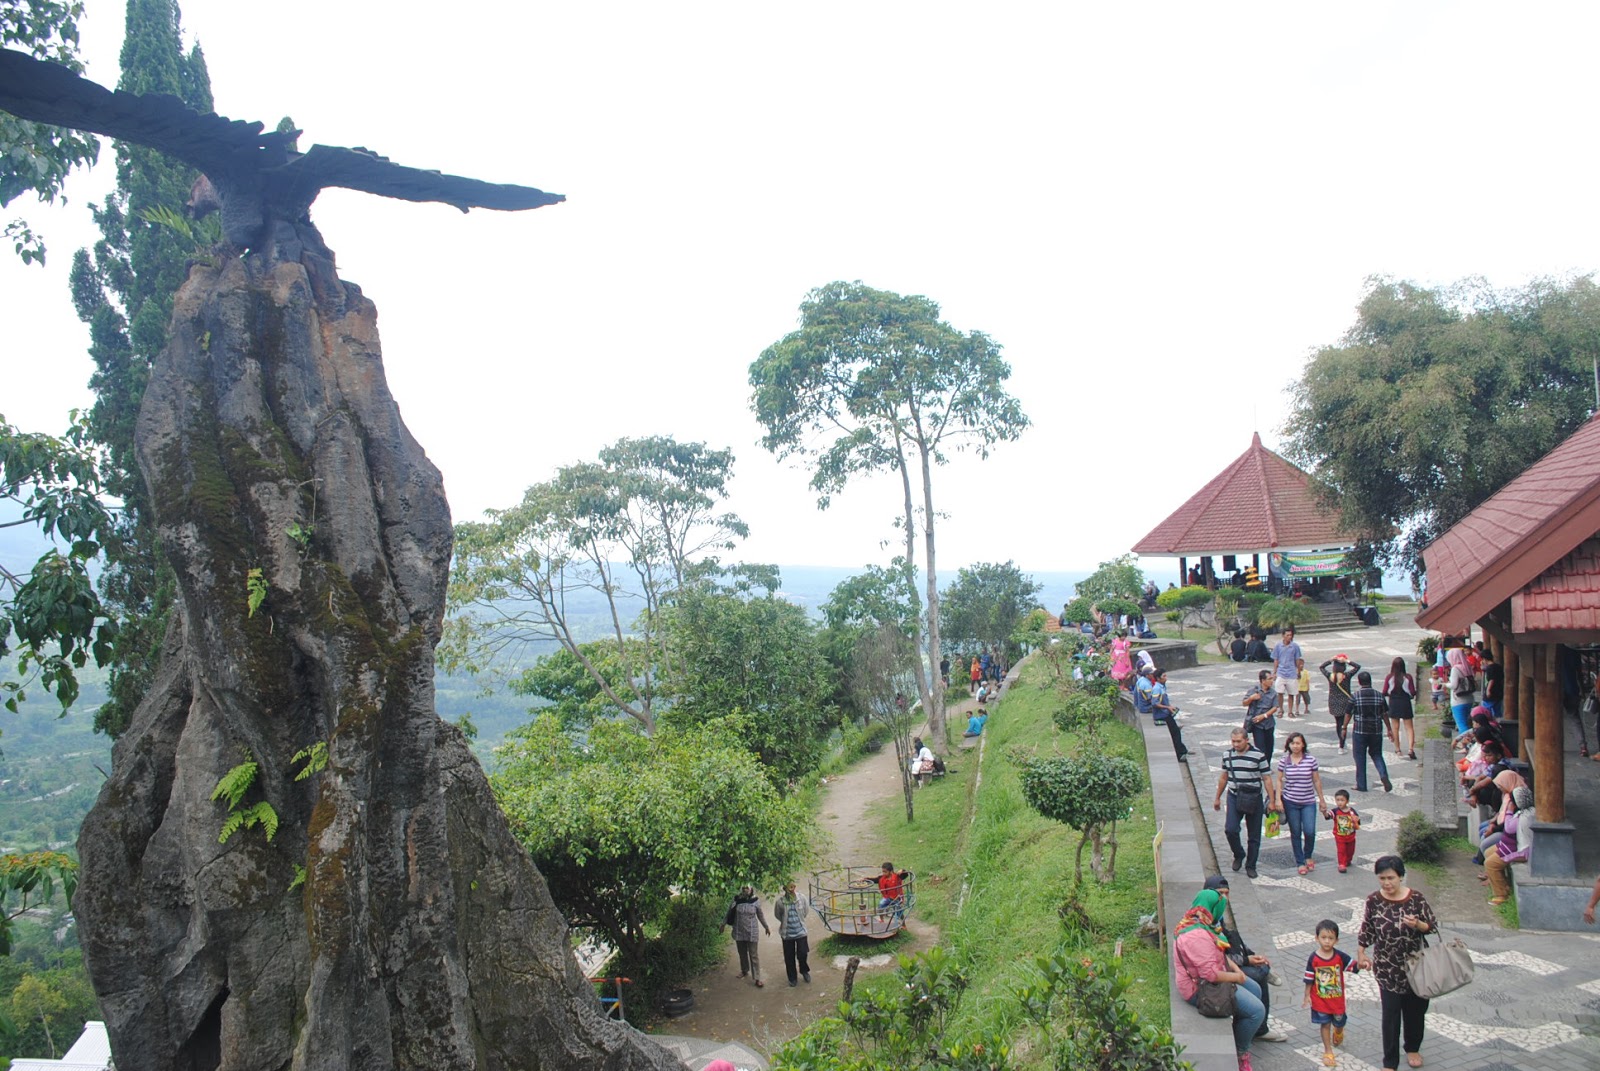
[1269,551,1352,578]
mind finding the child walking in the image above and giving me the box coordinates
[1302,919,1357,1067]
[1296,664,1311,718]
[1328,790,1361,873]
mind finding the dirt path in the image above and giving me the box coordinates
[657,717,961,1051]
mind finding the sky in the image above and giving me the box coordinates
[6,1,1600,588]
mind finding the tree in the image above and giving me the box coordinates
[1075,554,1146,604]
[1284,275,1600,581]
[1256,595,1321,632]
[751,282,1029,750]
[1019,752,1144,885]
[1,851,77,956]
[658,587,834,788]
[446,436,746,734]
[818,563,920,722]
[0,0,99,264]
[849,622,923,822]
[939,560,1042,664]
[63,0,211,738]
[491,713,812,966]
[1155,584,1211,637]
[10,972,67,1056]
[0,413,117,715]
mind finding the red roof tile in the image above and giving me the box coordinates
[1131,433,1356,556]
[1513,535,1600,634]
[1418,413,1600,636]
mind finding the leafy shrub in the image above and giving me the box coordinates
[1416,634,1440,662]
[770,947,1011,1071]
[1053,690,1113,735]
[1015,950,1185,1071]
[861,720,894,750]
[1396,810,1442,864]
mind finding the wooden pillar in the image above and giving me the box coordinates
[1179,557,1187,588]
[1520,652,1537,743]
[1534,643,1565,822]
[1502,644,1520,722]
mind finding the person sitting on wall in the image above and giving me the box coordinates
[964,710,988,737]
[1231,630,1249,662]
[1245,634,1272,662]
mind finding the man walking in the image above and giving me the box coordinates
[1271,627,1304,717]
[1349,670,1393,793]
[1215,728,1279,878]
[774,881,813,987]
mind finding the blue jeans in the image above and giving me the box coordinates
[1353,731,1390,791]
[1483,698,1501,718]
[1282,800,1318,865]
[1188,974,1266,1054]
[1452,702,1472,734]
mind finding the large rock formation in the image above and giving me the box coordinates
[75,218,684,1071]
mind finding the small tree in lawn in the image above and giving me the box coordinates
[1155,585,1211,638]
[1258,595,1321,633]
[1096,595,1142,634]
[850,622,923,822]
[1020,751,1144,884]
[1212,587,1244,655]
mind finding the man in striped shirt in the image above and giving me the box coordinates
[1214,728,1279,878]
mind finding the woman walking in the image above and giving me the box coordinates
[1277,732,1328,875]
[1356,856,1440,1071]
[1383,657,1418,761]
[1320,654,1360,752]
[1111,631,1134,689]
[1173,889,1267,1071]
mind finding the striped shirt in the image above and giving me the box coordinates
[1277,753,1321,804]
[1221,747,1272,794]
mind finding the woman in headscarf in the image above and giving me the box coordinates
[1445,646,1476,735]
[1173,888,1267,1070]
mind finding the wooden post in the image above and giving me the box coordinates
[1503,643,1520,722]
[1535,644,1565,822]
[1520,655,1537,744]
[1179,557,1187,588]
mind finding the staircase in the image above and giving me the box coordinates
[1289,597,1367,636]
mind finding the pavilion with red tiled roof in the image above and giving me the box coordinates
[1132,433,1358,590]
[1417,412,1600,833]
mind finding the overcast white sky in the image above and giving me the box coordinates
[6,1,1599,584]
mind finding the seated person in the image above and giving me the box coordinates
[1244,636,1272,662]
[964,711,988,737]
[1484,786,1535,905]
[872,861,908,922]
[1230,630,1248,662]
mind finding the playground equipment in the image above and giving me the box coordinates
[809,865,915,939]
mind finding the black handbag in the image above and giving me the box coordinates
[1195,979,1236,1017]
[1232,786,1264,815]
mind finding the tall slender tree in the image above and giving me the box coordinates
[66,0,211,737]
[750,282,1028,749]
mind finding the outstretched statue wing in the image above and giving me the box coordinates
[0,47,563,213]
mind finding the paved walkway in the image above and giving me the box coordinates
[1171,619,1600,1070]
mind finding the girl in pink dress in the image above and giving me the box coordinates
[1111,631,1134,688]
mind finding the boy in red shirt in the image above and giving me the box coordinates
[1302,919,1357,1067]
[1327,789,1361,873]
[874,861,905,926]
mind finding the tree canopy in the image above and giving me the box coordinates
[1,0,100,264]
[658,587,834,788]
[446,435,747,734]
[939,560,1042,659]
[750,281,1029,748]
[1284,276,1600,580]
[491,714,812,963]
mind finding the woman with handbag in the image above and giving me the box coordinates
[1173,889,1267,1070]
[1320,655,1361,752]
[1356,855,1441,1071]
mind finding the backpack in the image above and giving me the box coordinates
[1454,672,1476,697]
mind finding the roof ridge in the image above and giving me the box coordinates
[1251,433,1280,547]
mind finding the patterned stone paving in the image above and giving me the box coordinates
[1172,634,1600,1071]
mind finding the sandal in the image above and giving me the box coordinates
[1407,1054,1423,1068]
[1488,897,1507,905]
[1306,860,1316,871]
[1298,864,1310,875]
[1323,1054,1338,1067]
